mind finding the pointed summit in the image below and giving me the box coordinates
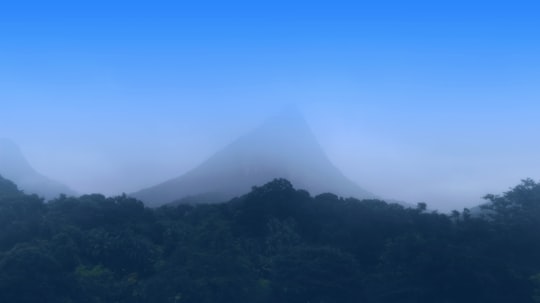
[132,111,375,206]
[0,138,75,199]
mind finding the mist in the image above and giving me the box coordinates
[2,102,539,211]
[1,1,540,212]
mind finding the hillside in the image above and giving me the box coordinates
[133,111,375,206]
[1,175,540,302]
[0,138,75,199]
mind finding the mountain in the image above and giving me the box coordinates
[132,110,376,207]
[0,138,75,199]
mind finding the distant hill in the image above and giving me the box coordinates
[0,138,75,199]
[132,110,376,207]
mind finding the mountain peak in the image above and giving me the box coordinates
[257,107,310,135]
[133,111,376,206]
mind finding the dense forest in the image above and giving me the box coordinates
[1,175,540,303]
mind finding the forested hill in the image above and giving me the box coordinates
[1,175,540,303]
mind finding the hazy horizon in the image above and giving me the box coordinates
[1,1,540,211]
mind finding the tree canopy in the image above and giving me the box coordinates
[0,176,539,302]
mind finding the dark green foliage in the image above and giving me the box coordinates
[0,243,73,302]
[0,175,21,196]
[0,176,540,302]
[270,245,363,302]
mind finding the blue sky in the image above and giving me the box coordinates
[1,0,540,210]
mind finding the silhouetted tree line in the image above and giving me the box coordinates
[1,175,540,302]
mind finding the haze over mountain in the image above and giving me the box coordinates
[132,111,376,206]
[0,138,75,199]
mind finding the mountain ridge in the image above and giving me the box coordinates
[0,138,75,199]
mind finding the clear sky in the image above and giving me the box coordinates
[1,0,540,211]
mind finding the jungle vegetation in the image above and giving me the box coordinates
[1,175,540,303]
